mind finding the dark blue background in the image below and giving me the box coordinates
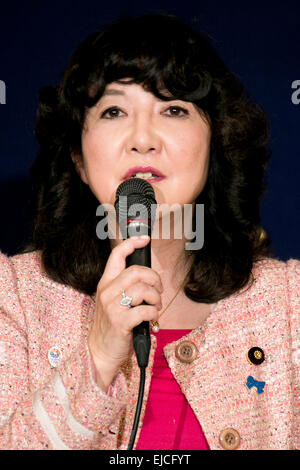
[0,0,299,259]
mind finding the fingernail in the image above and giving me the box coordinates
[132,235,149,240]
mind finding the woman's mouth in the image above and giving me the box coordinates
[123,167,166,183]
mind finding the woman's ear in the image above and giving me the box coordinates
[71,152,89,184]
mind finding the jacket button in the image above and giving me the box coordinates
[175,341,198,363]
[219,428,241,450]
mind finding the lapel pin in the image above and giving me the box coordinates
[247,347,265,365]
[48,346,62,368]
[246,375,265,394]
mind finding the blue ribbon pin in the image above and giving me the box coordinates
[246,375,265,394]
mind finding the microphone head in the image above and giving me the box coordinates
[115,178,157,239]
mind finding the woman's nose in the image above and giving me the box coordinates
[126,115,162,155]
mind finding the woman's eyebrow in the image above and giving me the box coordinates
[101,88,184,103]
[102,89,125,96]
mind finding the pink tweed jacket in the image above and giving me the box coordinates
[0,250,299,450]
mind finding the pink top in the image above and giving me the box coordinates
[136,329,210,450]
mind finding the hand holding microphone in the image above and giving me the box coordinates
[88,179,161,392]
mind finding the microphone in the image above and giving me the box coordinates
[114,177,157,368]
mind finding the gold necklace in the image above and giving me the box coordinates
[150,275,187,333]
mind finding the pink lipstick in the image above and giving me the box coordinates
[123,166,166,183]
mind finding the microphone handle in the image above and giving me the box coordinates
[126,240,151,368]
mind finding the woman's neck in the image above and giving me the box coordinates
[153,236,191,280]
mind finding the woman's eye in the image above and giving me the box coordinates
[100,107,124,119]
[100,105,189,119]
[165,106,189,117]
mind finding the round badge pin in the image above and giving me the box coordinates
[48,346,62,368]
[247,347,265,365]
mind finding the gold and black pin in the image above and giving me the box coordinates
[247,347,265,365]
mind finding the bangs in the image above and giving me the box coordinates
[71,14,214,109]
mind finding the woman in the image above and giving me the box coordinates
[0,13,298,450]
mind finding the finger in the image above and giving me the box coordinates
[100,235,150,285]
[104,264,163,301]
[114,282,162,310]
[119,304,160,332]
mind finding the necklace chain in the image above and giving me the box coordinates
[150,275,187,332]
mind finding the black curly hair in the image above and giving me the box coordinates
[25,12,272,302]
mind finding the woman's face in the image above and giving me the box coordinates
[75,81,211,213]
